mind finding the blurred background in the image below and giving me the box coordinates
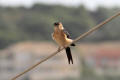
[0,0,120,80]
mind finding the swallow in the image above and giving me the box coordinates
[52,22,75,64]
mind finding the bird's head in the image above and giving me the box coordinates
[53,22,64,30]
[54,22,60,26]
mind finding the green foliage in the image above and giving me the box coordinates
[0,4,119,49]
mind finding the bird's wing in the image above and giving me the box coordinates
[63,29,70,38]
[63,29,76,46]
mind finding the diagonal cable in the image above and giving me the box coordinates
[11,11,120,80]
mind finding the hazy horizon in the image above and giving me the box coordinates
[0,0,120,10]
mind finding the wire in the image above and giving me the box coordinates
[11,11,120,80]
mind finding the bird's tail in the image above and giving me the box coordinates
[65,47,73,64]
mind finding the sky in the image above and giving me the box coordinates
[0,0,120,10]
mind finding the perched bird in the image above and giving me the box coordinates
[52,22,75,64]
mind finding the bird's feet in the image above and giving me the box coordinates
[57,46,61,52]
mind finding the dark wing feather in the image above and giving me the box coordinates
[63,29,70,38]
[63,29,76,46]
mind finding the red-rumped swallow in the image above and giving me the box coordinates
[52,22,75,64]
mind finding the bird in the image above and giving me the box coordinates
[52,22,75,64]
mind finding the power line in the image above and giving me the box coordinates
[11,11,120,80]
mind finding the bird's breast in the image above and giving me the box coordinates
[53,31,66,46]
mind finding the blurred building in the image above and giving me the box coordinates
[0,42,79,80]
[78,42,120,76]
[0,42,120,80]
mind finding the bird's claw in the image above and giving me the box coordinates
[57,47,61,52]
